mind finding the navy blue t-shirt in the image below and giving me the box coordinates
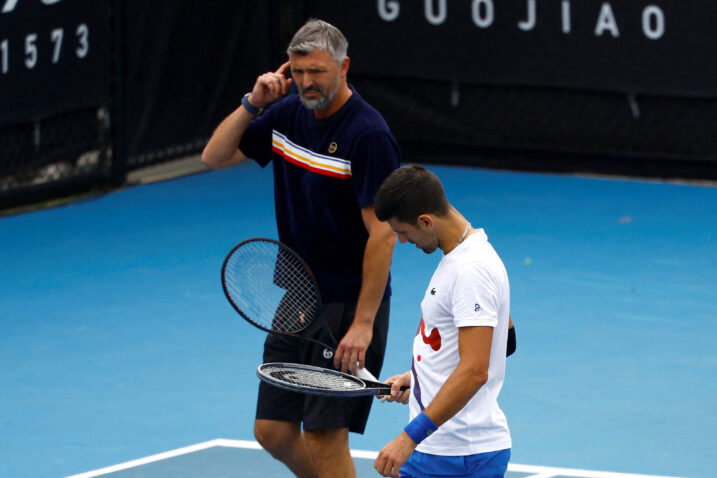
[238,86,401,302]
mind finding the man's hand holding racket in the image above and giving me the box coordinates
[376,371,411,404]
[334,320,373,374]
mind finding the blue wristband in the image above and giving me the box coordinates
[404,411,438,444]
[241,93,262,115]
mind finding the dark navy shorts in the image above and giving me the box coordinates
[255,299,390,434]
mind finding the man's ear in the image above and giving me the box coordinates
[341,56,350,77]
[417,214,434,230]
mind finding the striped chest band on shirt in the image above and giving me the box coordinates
[271,131,352,179]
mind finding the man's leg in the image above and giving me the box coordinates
[304,427,355,478]
[254,419,317,478]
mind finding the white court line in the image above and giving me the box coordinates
[505,463,682,478]
[65,439,683,478]
[64,440,249,478]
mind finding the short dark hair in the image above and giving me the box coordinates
[375,165,450,224]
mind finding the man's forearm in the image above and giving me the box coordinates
[423,360,487,426]
[201,105,254,169]
[354,228,395,325]
[422,326,492,426]
[332,210,395,372]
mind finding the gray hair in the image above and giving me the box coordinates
[287,19,348,64]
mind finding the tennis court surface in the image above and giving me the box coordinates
[65,439,681,478]
[1,161,714,477]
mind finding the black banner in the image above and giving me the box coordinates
[306,0,717,98]
[0,0,111,126]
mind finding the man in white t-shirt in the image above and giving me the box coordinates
[373,165,512,478]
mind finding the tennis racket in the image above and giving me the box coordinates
[257,362,405,397]
[221,237,380,382]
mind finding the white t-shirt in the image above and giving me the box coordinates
[409,229,512,455]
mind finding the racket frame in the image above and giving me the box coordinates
[222,238,382,382]
[221,237,322,335]
[257,362,393,397]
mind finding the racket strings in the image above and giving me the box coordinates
[224,240,320,333]
[261,364,365,391]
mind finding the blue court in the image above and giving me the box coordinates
[1,161,715,477]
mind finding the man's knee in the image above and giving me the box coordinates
[254,419,299,455]
[303,428,349,456]
[304,428,354,477]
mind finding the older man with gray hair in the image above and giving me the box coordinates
[202,19,401,477]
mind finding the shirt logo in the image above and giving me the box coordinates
[419,317,441,351]
[475,303,481,312]
[430,288,436,295]
[322,348,334,359]
[328,142,338,153]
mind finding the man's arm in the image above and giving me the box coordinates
[374,326,492,477]
[201,61,293,169]
[201,105,253,169]
[422,326,492,422]
[507,315,516,356]
[334,205,396,373]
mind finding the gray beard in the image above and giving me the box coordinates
[298,84,339,110]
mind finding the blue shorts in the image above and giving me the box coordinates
[399,448,511,478]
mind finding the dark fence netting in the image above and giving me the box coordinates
[350,76,717,179]
[0,108,113,208]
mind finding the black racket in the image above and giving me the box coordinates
[257,362,405,397]
[221,237,380,382]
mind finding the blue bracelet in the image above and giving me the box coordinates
[404,411,438,444]
[241,92,262,115]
